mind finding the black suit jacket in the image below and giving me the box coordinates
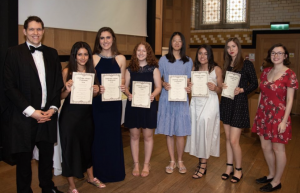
[3,43,63,157]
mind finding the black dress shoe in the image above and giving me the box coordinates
[42,186,63,193]
[256,176,274,184]
[260,183,281,192]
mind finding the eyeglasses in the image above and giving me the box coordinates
[271,52,285,56]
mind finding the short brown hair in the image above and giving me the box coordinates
[24,16,44,29]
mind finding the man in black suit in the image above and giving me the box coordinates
[3,16,63,193]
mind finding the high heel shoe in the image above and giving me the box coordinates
[141,163,151,177]
[192,162,207,179]
[166,161,176,174]
[221,163,234,180]
[231,167,243,183]
[177,161,187,174]
[132,162,140,176]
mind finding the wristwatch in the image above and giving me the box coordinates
[50,107,58,114]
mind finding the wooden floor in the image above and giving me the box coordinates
[1,115,300,193]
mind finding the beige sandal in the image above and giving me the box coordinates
[166,161,176,174]
[141,163,151,177]
[132,162,140,176]
[177,161,187,174]
[87,177,106,188]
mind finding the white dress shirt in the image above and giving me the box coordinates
[23,42,57,117]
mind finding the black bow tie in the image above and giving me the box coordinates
[30,45,43,53]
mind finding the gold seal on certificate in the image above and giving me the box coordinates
[131,81,152,108]
[168,75,187,101]
[191,71,209,97]
[70,72,95,104]
[101,73,122,101]
[221,71,241,100]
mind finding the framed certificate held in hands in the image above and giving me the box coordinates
[221,71,241,100]
[191,71,209,97]
[131,81,152,108]
[70,72,95,104]
[101,73,122,101]
[168,75,187,101]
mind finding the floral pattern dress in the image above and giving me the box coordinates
[252,67,298,144]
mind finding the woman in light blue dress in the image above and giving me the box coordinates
[155,32,193,174]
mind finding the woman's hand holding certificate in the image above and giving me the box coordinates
[191,71,209,97]
[101,73,122,101]
[221,71,241,100]
[70,72,95,104]
[131,81,152,108]
[168,75,187,101]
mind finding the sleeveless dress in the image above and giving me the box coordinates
[92,55,125,182]
[220,60,258,129]
[124,65,158,128]
[59,94,94,178]
[252,67,298,144]
[155,56,193,136]
[185,69,220,159]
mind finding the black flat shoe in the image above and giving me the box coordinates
[221,163,234,180]
[260,183,281,192]
[256,176,274,184]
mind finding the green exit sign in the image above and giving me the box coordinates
[270,22,289,30]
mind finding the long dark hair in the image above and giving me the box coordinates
[166,32,189,64]
[92,27,120,56]
[222,37,244,79]
[128,42,158,72]
[194,44,218,73]
[66,41,98,84]
[265,43,291,66]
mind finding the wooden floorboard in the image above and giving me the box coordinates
[0,115,299,193]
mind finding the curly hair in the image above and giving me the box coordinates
[265,43,291,66]
[128,42,158,72]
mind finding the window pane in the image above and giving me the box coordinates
[203,0,221,24]
[226,0,246,23]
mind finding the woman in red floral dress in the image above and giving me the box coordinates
[252,43,298,192]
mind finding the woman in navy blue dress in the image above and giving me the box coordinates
[92,27,126,183]
[124,42,162,177]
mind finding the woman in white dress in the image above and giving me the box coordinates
[185,44,223,179]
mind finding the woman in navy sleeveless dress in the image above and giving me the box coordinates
[92,27,126,182]
[60,42,105,193]
[124,42,162,177]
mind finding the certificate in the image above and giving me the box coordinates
[70,72,95,104]
[101,73,122,101]
[131,81,152,108]
[191,71,209,97]
[221,71,241,100]
[168,75,187,101]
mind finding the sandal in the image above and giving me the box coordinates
[231,168,243,183]
[141,163,151,177]
[87,177,106,188]
[166,161,176,174]
[221,163,234,180]
[177,161,187,174]
[132,162,140,176]
[68,189,79,193]
[192,162,207,179]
